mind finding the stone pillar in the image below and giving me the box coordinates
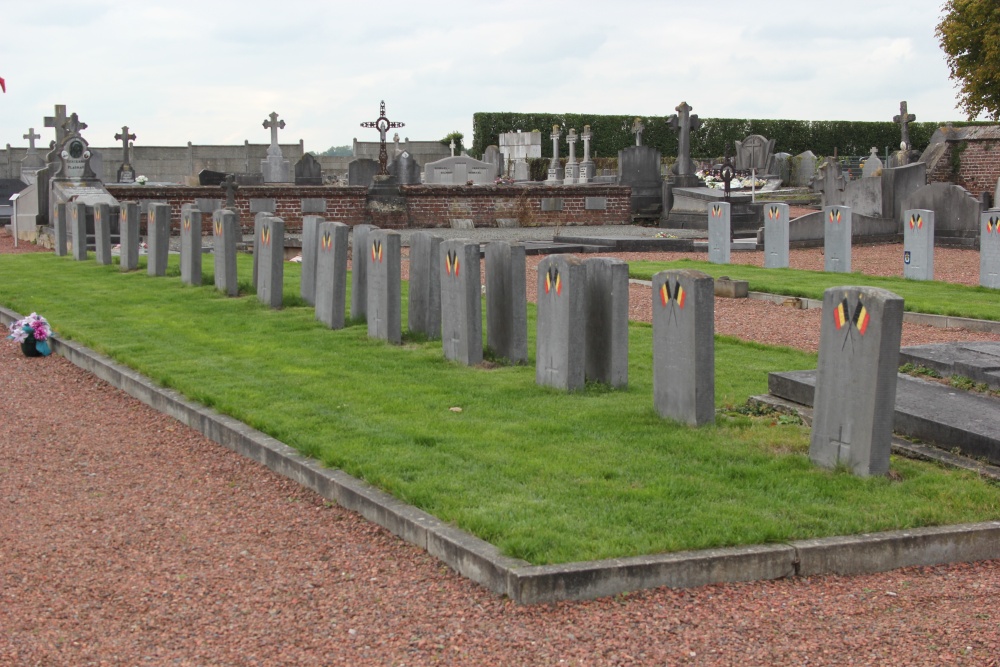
[93,203,113,266]
[707,202,731,265]
[408,231,443,339]
[564,128,579,185]
[583,257,629,388]
[980,211,1000,288]
[147,203,170,277]
[536,255,586,391]
[350,224,377,321]
[366,229,402,344]
[903,209,934,281]
[547,125,563,183]
[119,202,139,271]
[53,202,67,257]
[579,125,594,184]
[315,221,349,329]
[70,202,88,261]
[485,241,527,364]
[440,239,483,366]
[300,215,322,306]
[257,216,285,309]
[763,203,790,269]
[212,209,239,297]
[823,205,852,273]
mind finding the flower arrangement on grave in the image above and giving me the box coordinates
[697,169,766,191]
[7,312,53,357]
[136,175,148,185]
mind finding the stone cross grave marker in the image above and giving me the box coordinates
[263,112,285,155]
[668,101,701,179]
[485,241,527,364]
[564,129,579,185]
[180,207,203,286]
[44,104,68,145]
[536,255,586,391]
[63,112,88,137]
[53,202,68,256]
[584,257,629,388]
[115,126,136,183]
[93,203,113,266]
[708,202,731,264]
[823,205,852,273]
[119,202,139,271]
[810,286,904,476]
[23,127,41,152]
[981,211,1000,288]
[579,124,594,183]
[360,101,404,176]
[547,125,563,183]
[763,203,790,269]
[350,224,377,321]
[257,216,285,309]
[440,239,483,366]
[300,215,322,306]
[408,232,443,339]
[70,202,88,261]
[315,221,349,329]
[893,101,916,150]
[366,229,402,344]
[147,203,170,276]
[212,209,239,296]
[221,174,239,210]
[652,269,715,426]
[903,209,934,281]
[449,138,456,157]
[632,117,644,146]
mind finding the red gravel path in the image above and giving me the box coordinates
[3,230,1000,665]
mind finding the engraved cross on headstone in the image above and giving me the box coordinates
[44,104,68,144]
[360,100,405,176]
[115,125,136,165]
[62,112,88,137]
[632,117,645,146]
[893,101,916,150]
[220,174,239,210]
[668,101,701,177]
[23,128,41,154]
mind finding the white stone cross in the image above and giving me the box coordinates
[893,101,916,149]
[23,128,40,153]
[262,111,286,148]
[449,138,456,157]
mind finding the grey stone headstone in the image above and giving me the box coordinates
[180,208,203,286]
[652,269,715,426]
[348,159,379,187]
[389,151,421,185]
[994,177,1000,212]
[772,152,791,185]
[315,221,350,329]
[294,153,323,185]
[763,203,790,269]
[257,216,285,309]
[70,202,88,261]
[301,198,327,214]
[408,232,443,339]
[618,145,663,213]
[350,224,376,321]
[439,239,483,366]
[902,209,934,281]
[119,202,139,271]
[790,151,818,187]
[823,205,852,273]
[53,202,68,256]
[300,215,322,306]
[147,203,170,277]
[583,257,629,388]
[366,230,402,344]
[536,255,586,391]
[93,203,113,266]
[980,211,1000,288]
[482,145,502,178]
[861,148,883,178]
[195,198,221,213]
[810,286,904,476]
[212,209,239,297]
[252,211,272,289]
[485,241,527,364]
[708,202,731,265]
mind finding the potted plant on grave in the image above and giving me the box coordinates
[7,312,54,357]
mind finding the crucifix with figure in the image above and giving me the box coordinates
[115,126,136,165]
[360,101,405,176]
[893,101,916,150]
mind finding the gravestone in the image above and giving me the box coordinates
[53,202,68,256]
[20,127,46,184]
[180,207,202,286]
[583,257,629,388]
[763,203,790,269]
[315,221,350,329]
[408,232,443,339]
[350,224,376,320]
[70,202,88,260]
[257,216,285,309]
[261,112,291,183]
[423,155,496,185]
[147,203,170,277]
[547,125,564,183]
[536,255,586,391]
[294,153,323,185]
[499,130,542,180]
[903,209,935,281]
[772,152,791,185]
[212,209,239,297]
[981,211,1000,289]
[893,100,916,151]
[579,125,595,183]
[366,229,402,344]
[563,128,580,185]
[348,159,379,187]
[734,134,775,174]
[252,211,271,289]
[440,239,483,366]
[300,215,322,306]
[617,145,662,213]
[707,202,731,265]
[790,151,818,187]
[119,202,139,271]
[485,241,527,364]
[114,126,137,183]
[652,269,715,426]
[199,169,228,186]
[389,151,421,185]
[810,286,904,476]
[668,102,702,186]
[861,147,883,178]
[482,145,502,178]
[823,205,852,273]
[92,203,113,266]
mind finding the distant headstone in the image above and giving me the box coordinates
[423,154,496,185]
[652,269,715,426]
[903,209,935,281]
[147,203,170,276]
[350,224,376,320]
[734,134,775,174]
[583,257,629,388]
[212,209,239,297]
[893,100,916,150]
[485,241,527,364]
[53,202,68,256]
[563,128,580,185]
[294,153,323,185]
[707,202,731,264]
[70,202,88,260]
[221,174,239,210]
[547,125,564,183]
[257,216,285,309]
[980,211,1000,288]
[300,215,322,306]
[790,151,818,187]
[389,151,421,185]
[252,211,271,289]
[861,147,883,178]
[536,255,586,391]
[668,102,702,186]
[348,159,379,187]
[20,127,46,183]
[199,169,228,186]
[93,203,113,266]
[408,232,443,339]
[366,229,402,344]
[440,239,483,366]
[119,202,139,271]
[579,125,595,183]
[315,221,350,329]
[482,145,502,178]
[499,130,542,179]
[114,125,137,183]
[823,205,852,273]
[763,203,790,269]
[180,207,202,286]
[261,111,291,183]
[772,152,791,185]
[617,145,662,213]
[810,286,904,476]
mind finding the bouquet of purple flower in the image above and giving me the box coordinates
[7,312,53,356]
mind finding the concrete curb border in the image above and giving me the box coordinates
[4,304,1000,605]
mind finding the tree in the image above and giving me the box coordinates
[936,0,1000,120]
[441,131,464,155]
[318,145,352,157]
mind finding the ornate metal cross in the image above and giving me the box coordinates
[115,125,136,165]
[23,128,40,152]
[893,101,916,150]
[262,112,285,148]
[220,174,239,209]
[44,104,68,144]
[62,112,88,137]
[360,101,404,176]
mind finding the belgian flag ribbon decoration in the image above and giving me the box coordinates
[852,300,870,335]
[214,220,223,236]
[768,205,780,220]
[711,204,723,218]
[833,297,869,335]
[988,216,1000,234]
[909,213,922,230]
[183,216,190,232]
[321,230,332,252]
[544,266,561,296]
[834,298,850,330]
[659,280,685,309]
[371,239,382,263]
[261,225,271,247]
[828,209,842,224]
[445,249,459,276]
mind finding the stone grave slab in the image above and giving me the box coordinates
[583,257,629,388]
[53,202,68,256]
[899,341,1000,390]
[252,212,271,289]
[300,215,322,306]
[257,216,285,309]
[212,209,239,297]
[980,211,1000,288]
[93,203,114,266]
[70,202,88,261]
[180,208,203,286]
[366,229,402,344]
[440,239,483,366]
[536,255,586,391]
[119,202,139,271]
[147,203,170,277]
[485,241,527,364]
[315,221,349,329]
[350,224,377,321]
[408,232,443,339]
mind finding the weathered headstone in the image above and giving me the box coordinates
[389,151,421,185]
[300,215,322,306]
[93,203,113,266]
[893,100,916,150]
[70,202,88,261]
[53,202,68,256]
[261,111,291,183]
[315,221,350,329]
[980,211,1000,289]
[823,205,852,273]
[119,202,139,271]
[440,239,483,366]
[408,232,443,339]
[180,207,202,286]
[114,126,137,183]
[903,209,935,281]
[147,202,170,276]
[790,151,818,187]
[294,153,323,185]
[652,269,715,426]
[482,145,502,178]
[366,229,402,344]
[350,224,376,320]
[617,145,662,213]
[536,255,586,391]
[583,257,629,388]
[252,211,271,289]
[348,159,379,187]
[668,101,702,186]
[563,128,579,185]
[547,125,564,183]
[810,286,904,476]
[20,127,46,183]
[257,216,285,308]
[485,241,527,364]
[212,209,239,296]
[763,203,790,269]
[734,134,775,174]
[707,202,731,264]
[861,147,883,178]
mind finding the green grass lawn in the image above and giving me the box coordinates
[630,258,1000,321]
[3,251,999,565]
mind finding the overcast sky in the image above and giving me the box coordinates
[1,0,967,153]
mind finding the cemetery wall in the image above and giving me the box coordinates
[926,137,1000,197]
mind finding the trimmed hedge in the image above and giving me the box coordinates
[473,112,991,161]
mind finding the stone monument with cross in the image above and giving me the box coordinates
[632,118,645,147]
[260,111,291,183]
[20,127,46,183]
[579,125,595,183]
[115,125,137,183]
[220,174,239,211]
[546,125,564,183]
[563,128,580,185]
[668,101,701,187]
[891,101,920,166]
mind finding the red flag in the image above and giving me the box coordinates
[0,77,6,93]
